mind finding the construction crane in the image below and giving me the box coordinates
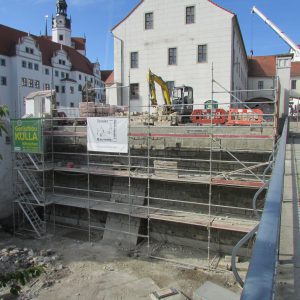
[147,69,194,122]
[251,6,300,60]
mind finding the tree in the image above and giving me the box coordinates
[82,81,96,102]
[0,105,9,160]
[0,266,44,295]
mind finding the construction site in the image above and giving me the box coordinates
[1,1,299,299]
[10,71,278,275]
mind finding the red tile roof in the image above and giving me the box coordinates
[0,24,94,75]
[248,55,277,77]
[248,55,300,77]
[112,0,234,31]
[292,62,300,77]
[71,37,86,51]
[102,70,114,85]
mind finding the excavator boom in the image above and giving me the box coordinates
[147,69,172,106]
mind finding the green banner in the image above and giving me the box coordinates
[12,119,42,153]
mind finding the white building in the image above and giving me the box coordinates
[111,0,248,111]
[0,0,105,220]
[0,0,105,119]
[247,55,300,105]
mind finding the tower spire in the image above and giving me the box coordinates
[56,0,68,16]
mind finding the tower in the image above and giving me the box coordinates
[52,0,71,47]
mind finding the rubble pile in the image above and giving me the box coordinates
[0,245,59,276]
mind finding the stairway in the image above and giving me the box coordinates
[15,153,45,237]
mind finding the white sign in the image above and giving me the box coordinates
[87,117,128,153]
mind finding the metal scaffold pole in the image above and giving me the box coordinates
[147,77,151,256]
[207,63,214,270]
[128,72,132,251]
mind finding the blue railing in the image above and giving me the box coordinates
[241,118,288,300]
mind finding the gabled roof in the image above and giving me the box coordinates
[102,70,114,85]
[71,37,86,51]
[112,0,234,31]
[248,55,300,77]
[0,24,94,75]
[248,55,277,77]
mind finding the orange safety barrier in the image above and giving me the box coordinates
[191,109,227,125]
[227,109,263,126]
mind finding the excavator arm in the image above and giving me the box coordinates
[147,69,172,106]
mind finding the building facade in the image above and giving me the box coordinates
[0,0,105,220]
[111,0,248,111]
[0,0,104,119]
[248,55,300,106]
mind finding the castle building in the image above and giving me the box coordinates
[0,0,104,119]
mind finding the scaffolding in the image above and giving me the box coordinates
[12,71,279,270]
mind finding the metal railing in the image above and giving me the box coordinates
[241,118,288,300]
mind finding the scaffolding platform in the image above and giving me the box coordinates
[49,193,258,233]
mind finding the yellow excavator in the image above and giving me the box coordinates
[147,69,194,122]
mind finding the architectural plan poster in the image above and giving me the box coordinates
[87,118,129,153]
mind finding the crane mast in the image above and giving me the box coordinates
[251,6,300,58]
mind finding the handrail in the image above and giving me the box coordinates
[241,118,288,300]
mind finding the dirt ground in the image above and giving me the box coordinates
[0,228,243,300]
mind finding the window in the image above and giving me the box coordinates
[22,61,27,68]
[61,86,65,93]
[145,12,153,30]
[79,74,82,80]
[59,35,64,41]
[59,59,66,65]
[26,47,34,54]
[130,52,139,68]
[70,86,74,94]
[168,48,177,65]
[44,83,50,90]
[22,78,27,87]
[166,81,175,96]
[292,80,297,90]
[70,102,74,108]
[55,70,59,77]
[130,83,139,99]
[1,77,7,86]
[61,72,65,78]
[35,80,40,89]
[91,78,93,83]
[66,73,69,79]
[28,62,33,70]
[78,84,82,92]
[0,59,5,66]
[34,64,39,71]
[258,81,264,90]
[45,68,49,75]
[198,45,207,63]
[186,6,195,24]
[28,79,34,87]
[55,86,59,93]
[56,102,60,107]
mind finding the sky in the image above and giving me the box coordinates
[0,0,299,70]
